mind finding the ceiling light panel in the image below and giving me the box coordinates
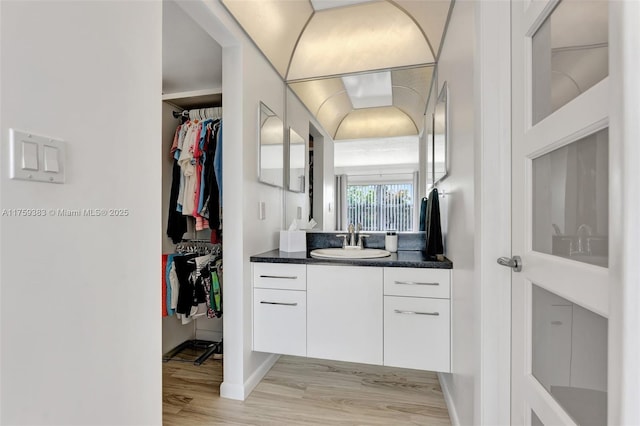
[391,66,434,131]
[317,93,353,137]
[310,0,375,11]
[335,107,418,140]
[394,0,453,59]
[342,71,392,109]
[289,78,348,115]
[221,0,313,77]
[287,1,433,80]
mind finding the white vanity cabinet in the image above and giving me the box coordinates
[251,259,451,372]
[383,268,451,372]
[307,265,383,365]
[252,263,307,356]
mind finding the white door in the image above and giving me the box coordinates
[510,1,611,425]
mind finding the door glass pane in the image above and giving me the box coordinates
[532,0,608,124]
[532,128,608,267]
[531,410,544,426]
[532,284,607,426]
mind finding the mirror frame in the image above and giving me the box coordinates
[431,81,449,186]
[258,102,284,188]
[287,127,306,193]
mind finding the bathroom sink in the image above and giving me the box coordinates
[310,248,391,259]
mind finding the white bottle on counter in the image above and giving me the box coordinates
[385,231,398,253]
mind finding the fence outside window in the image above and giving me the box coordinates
[347,183,414,231]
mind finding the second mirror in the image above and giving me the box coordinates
[288,128,306,193]
[259,102,284,188]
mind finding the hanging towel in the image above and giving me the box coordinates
[425,188,444,256]
[419,197,428,232]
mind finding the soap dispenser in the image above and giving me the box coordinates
[385,231,398,253]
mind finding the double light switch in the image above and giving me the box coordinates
[9,129,66,183]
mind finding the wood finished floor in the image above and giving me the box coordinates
[163,355,451,425]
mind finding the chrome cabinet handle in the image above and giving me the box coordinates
[259,275,297,279]
[260,301,298,306]
[394,280,439,286]
[394,309,439,316]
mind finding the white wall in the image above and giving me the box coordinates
[240,37,287,390]
[435,2,477,425]
[0,1,162,424]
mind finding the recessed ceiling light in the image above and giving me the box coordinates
[310,0,374,11]
[342,71,393,109]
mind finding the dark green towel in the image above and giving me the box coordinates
[425,188,443,255]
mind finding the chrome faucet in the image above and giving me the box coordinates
[336,224,368,249]
[348,223,356,247]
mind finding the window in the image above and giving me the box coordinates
[347,183,414,231]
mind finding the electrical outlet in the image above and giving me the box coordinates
[297,206,302,219]
[259,201,266,220]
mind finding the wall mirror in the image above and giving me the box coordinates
[288,127,306,193]
[259,102,284,187]
[431,81,449,185]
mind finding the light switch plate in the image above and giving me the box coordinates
[259,201,266,220]
[9,129,66,183]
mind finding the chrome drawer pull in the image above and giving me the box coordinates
[394,309,439,316]
[259,275,298,279]
[260,301,298,306]
[394,280,439,286]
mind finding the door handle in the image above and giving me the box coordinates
[497,255,522,272]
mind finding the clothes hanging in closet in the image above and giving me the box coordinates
[166,118,223,243]
[162,252,223,322]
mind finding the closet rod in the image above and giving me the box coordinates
[172,106,222,119]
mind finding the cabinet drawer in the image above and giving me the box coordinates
[253,288,306,356]
[384,296,450,372]
[253,263,306,290]
[384,267,450,298]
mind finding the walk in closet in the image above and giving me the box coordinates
[161,0,224,371]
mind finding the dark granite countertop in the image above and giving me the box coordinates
[250,249,453,269]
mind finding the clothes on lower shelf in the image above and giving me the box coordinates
[166,118,223,244]
[162,252,223,323]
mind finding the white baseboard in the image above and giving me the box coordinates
[220,353,280,400]
[438,373,460,426]
[219,382,244,400]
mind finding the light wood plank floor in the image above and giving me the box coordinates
[163,355,451,425]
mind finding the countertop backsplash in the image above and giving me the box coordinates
[306,231,426,251]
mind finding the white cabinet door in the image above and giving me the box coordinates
[384,296,450,372]
[253,288,306,356]
[307,265,383,365]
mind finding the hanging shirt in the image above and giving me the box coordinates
[176,122,191,212]
[179,122,201,216]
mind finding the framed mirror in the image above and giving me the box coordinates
[288,127,306,193]
[259,102,284,187]
[431,81,449,185]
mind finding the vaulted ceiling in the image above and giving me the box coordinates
[221,0,454,140]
